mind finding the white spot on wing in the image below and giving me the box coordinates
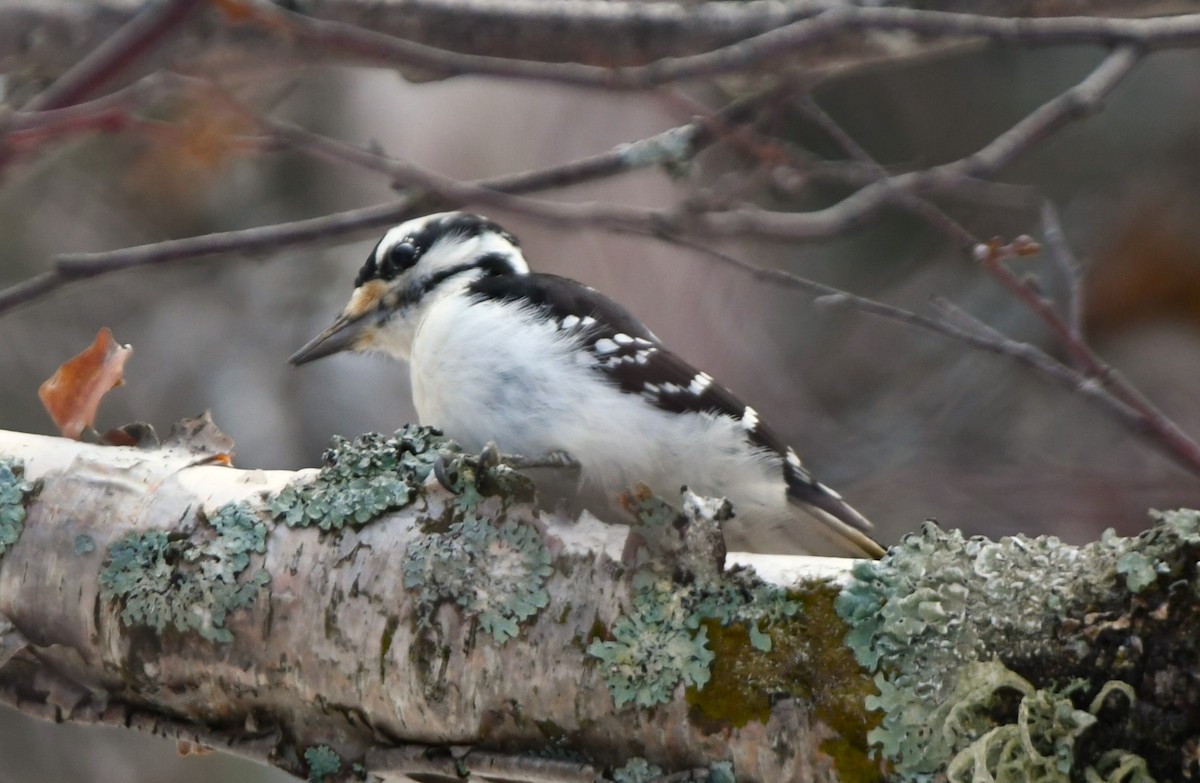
[741,406,759,431]
[580,316,597,328]
[560,314,580,330]
[786,448,803,468]
[689,372,713,395]
[613,333,634,345]
[593,338,618,355]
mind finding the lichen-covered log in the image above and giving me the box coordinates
[0,427,874,782]
[838,514,1200,782]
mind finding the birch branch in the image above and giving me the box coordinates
[0,425,1196,780]
[0,427,861,782]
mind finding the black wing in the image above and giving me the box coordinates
[469,273,877,543]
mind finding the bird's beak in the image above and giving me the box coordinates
[289,312,367,365]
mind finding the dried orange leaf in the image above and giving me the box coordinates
[39,328,132,440]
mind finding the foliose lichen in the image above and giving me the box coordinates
[587,571,716,708]
[605,757,733,783]
[942,663,1147,783]
[0,459,37,559]
[836,512,1200,781]
[403,514,552,643]
[304,745,342,783]
[74,534,96,556]
[99,501,271,643]
[587,490,803,709]
[266,425,453,530]
[609,757,664,783]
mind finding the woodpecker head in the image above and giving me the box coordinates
[289,212,528,364]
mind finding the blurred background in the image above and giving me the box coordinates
[2,10,1200,781]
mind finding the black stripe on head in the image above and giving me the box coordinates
[355,213,519,288]
[414,252,522,302]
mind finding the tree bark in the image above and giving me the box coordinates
[0,428,868,782]
[2,425,1197,781]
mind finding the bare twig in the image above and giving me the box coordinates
[252,4,1191,90]
[782,53,1200,477]
[1040,200,1085,344]
[791,94,978,248]
[0,43,1141,314]
[677,240,1200,476]
[23,0,206,112]
[1,84,794,312]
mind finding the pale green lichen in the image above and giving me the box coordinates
[687,567,801,652]
[943,664,1147,783]
[1115,552,1157,594]
[707,761,736,783]
[610,757,664,783]
[266,425,533,530]
[0,460,36,559]
[834,512,1200,781]
[266,425,452,530]
[74,534,95,556]
[99,501,270,643]
[588,491,801,708]
[304,745,342,783]
[588,572,715,708]
[614,124,695,176]
[403,514,552,643]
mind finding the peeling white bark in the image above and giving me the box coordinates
[0,429,864,782]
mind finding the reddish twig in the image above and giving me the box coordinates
[676,239,1200,477]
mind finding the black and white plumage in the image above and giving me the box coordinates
[290,212,884,558]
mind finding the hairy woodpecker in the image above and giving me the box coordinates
[290,212,884,558]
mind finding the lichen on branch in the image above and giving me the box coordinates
[0,460,38,560]
[98,501,270,643]
[838,510,1200,781]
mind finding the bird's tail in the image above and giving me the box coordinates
[786,477,886,560]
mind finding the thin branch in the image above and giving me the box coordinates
[1040,200,1085,344]
[781,54,1200,478]
[791,94,978,248]
[0,85,798,313]
[23,0,206,112]
[677,239,1200,476]
[306,41,1140,244]
[0,44,1140,313]
[253,4,1188,91]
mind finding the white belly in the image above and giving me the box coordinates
[409,296,788,522]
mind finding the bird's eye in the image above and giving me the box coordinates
[389,241,417,270]
[375,241,418,281]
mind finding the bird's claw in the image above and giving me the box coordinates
[432,453,458,493]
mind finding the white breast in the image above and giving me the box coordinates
[409,294,788,524]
